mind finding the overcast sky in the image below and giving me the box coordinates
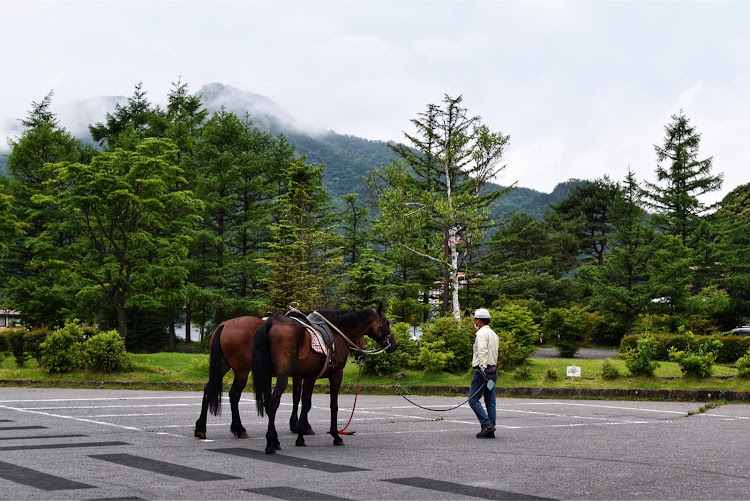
[1,1,747,204]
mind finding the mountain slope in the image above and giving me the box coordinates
[1,83,565,219]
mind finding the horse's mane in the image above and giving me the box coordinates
[316,308,373,329]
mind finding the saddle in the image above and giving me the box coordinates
[285,308,335,358]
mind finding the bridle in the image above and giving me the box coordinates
[314,309,393,356]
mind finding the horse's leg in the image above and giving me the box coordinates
[328,371,344,446]
[229,373,249,438]
[194,364,230,439]
[295,379,316,447]
[265,375,288,454]
[194,386,211,439]
[291,378,315,435]
[290,377,301,433]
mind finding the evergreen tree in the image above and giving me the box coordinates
[546,177,619,266]
[378,95,510,319]
[712,184,750,328]
[578,171,659,337]
[645,111,723,248]
[1,92,92,327]
[89,82,166,150]
[38,138,202,347]
[259,157,343,311]
[189,110,278,323]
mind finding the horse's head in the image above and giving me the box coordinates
[370,303,398,354]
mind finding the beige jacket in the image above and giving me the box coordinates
[472,324,499,368]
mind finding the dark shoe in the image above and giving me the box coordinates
[476,425,496,438]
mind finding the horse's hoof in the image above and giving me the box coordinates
[333,438,345,446]
[265,447,277,455]
[304,428,315,435]
[296,439,306,446]
[194,431,207,439]
[235,432,249,439]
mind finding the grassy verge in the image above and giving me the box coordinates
[1,352,749,397]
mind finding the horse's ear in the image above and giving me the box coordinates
[376,302,384,314]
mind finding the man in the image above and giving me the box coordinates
[469,308,499,438]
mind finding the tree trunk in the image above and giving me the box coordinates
[442,232,450,316]
[168,320,176,351]
[114,295,128,352]
[449,226,461,321]
[185,304,192,344]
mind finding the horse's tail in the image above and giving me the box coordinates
[206,324,225,416]
[252,317,272,417]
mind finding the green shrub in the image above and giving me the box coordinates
[0,330,9,352]
[668,331,722,379]
[715,335,750,363]
[545,367,559,380]
[362,323,419,376]
[83,330,128,373]
[417,339,454,373]
[419,316,473,373]
[620,332,750,364]
[621,336,661,377]
[736,350,750,379]
[544,305,604,358]
[601,359,620,380]
[24,328,51,365]
[41,328,81,373]
[514,364,532,380]
[6,327,28,367]
[491,304,540,369]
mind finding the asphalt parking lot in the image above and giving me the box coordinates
[1,387,749,500]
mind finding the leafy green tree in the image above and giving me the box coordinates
[188,110,279,323]
[1,92,92,327]
[259,157,343,311]
[0,183,23,257]
[546,177,619,266]
[341,249,391,309]
[644,110,723,248]
[578,171,659,338]
[89,82,166,150]
[377,95,510,320]
[340,193,369,268]
[477,212,577,308]
[711,184,750,329]
[543,304,604,358]
[367,162,436,323]
[38,138,203,347]
[490,304,539,368]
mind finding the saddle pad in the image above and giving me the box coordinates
[309,328,328,356]
[289,317,329,357]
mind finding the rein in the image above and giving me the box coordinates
[313,310,390,355]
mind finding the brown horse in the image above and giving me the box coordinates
[253,305,397,454]
[193,315,366,439]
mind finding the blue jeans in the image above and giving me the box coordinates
[469,370,496,428]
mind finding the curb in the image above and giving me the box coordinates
[3,380,747,402]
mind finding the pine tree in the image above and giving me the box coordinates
[1,92,91,327]
[259,158,342,311]
[645,111,723,247]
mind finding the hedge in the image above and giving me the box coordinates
[620,333,750,363]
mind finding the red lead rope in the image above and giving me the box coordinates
[328,362,361,435]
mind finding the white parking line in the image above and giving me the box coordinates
[0,404,142,431]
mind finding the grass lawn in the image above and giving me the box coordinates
[1,351,749,397]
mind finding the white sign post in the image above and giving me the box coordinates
[566,364,581,380]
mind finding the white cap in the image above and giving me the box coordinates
[473,308,491,319]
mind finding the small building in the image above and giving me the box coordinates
[0,309,21,330]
